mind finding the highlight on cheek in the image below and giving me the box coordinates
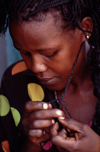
[27,83,44,101]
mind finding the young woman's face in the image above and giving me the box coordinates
[9,13,85,91]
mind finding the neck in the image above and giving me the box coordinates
[57,41,92,96]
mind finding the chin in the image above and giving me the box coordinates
[45,84,65,92]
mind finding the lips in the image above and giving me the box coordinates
[38,78,53,82]
[37,77,55,85]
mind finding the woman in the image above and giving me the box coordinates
[0,0,100,151]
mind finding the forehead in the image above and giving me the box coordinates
[9,11,64,37]
[10,9,64,30]
[9,12,67,50]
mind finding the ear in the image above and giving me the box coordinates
[80,17,93,41]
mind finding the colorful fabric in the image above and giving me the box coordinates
[0,60,58,152]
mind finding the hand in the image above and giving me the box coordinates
[50,118,100,152]
[22,101,64,146]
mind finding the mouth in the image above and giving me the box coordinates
[38,77,55,85]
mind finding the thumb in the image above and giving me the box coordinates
[58,118,84,134]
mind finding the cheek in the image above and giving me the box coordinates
[48,60,72,81]
[50,55,73,75]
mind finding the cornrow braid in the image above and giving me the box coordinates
[5,0,100,135]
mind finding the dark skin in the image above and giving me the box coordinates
[51,119,100,152]
[57,74,97,124]
[9,12,100,151]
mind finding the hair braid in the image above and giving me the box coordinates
[86,1,100,134]
[1,0,100,134]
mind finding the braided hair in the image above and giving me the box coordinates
[4,0,100,134]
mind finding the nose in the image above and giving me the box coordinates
[31,54,47,73]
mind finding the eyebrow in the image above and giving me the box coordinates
[14,46,56,52]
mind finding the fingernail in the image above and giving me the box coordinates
[52,119,55,124]
[29,129,42,135]
[56,110,62,116]
[59,117,65,120]
[43,103,48,109]
[42,130,46,135]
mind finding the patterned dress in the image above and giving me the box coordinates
[0,60,59,152]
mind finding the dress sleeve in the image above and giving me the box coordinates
[0,78,9,151]
[0,61,29,152]
[0,74,9,140]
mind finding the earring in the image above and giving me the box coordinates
[86,35,89,39]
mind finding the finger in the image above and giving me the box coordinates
[51,135,76,151]
[29,133,49,146]
[22,103,52,126]
[50,122,59,136]
[25,101,50,113]
[44,128,50,134]
[59,129,67,138]
[30,109,64,120]
[43,102,52,109]
[75,132,79,140]
[29,129,44,138]
[58,118,85,134]
[48,103,52,109]
[28,131,49,146]
[29,119,55,129]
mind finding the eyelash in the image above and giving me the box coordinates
[20,50,58,58]
[20,52,31,56]
[45,51,58,58]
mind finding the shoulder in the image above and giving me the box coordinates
[5,60,27,76]
[1,60,28,81]
[11,60,27,75]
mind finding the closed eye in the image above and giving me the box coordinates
[14,46,31,56]
[45,51,58,58]
[20,51,31,56]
